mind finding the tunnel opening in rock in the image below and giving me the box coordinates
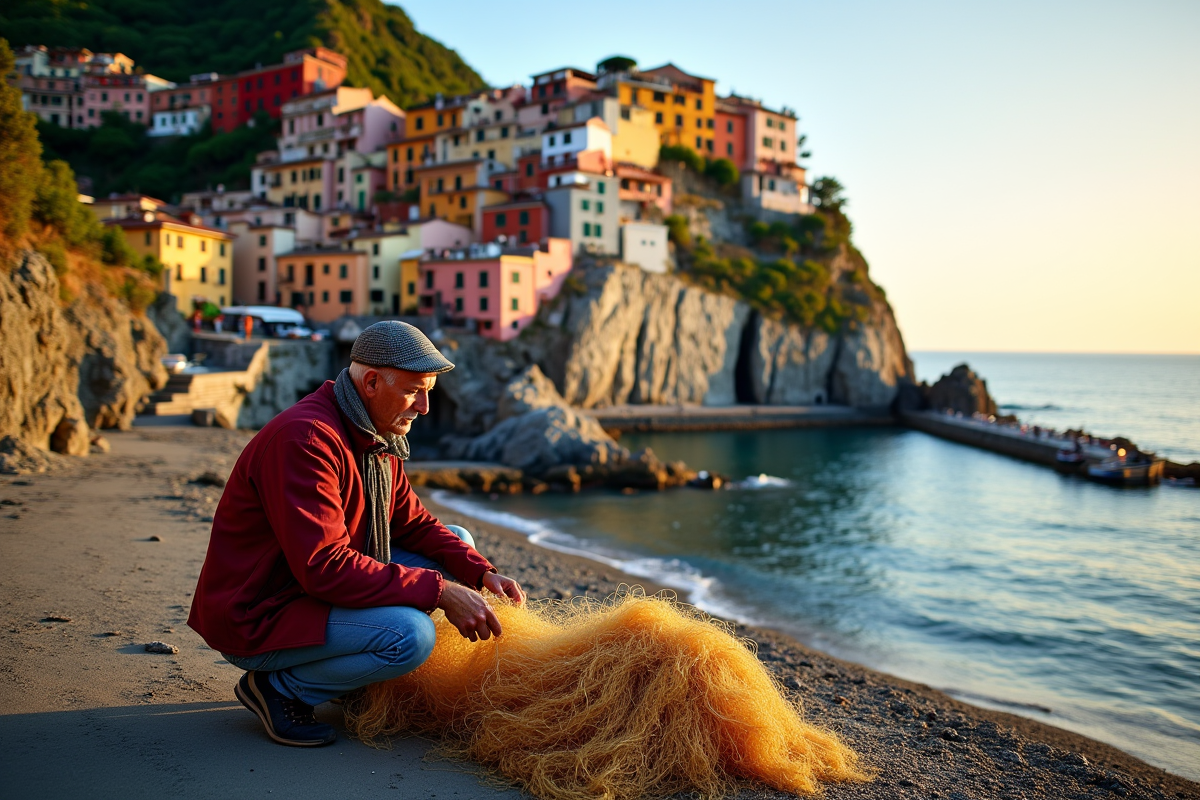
[733,312,759,404]
[408,384,458,453]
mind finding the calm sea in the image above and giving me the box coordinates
[434,353,1200,780]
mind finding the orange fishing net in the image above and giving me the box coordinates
[346,592,865,800]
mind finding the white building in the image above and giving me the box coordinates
[620,222,670,273]
[149,105,210,137]
[541,117,612,167]
[229,222,296,306]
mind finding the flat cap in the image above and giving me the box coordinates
[350,321,454,374]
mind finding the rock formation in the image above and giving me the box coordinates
[429,261,914,441]
[0,249,168,456]
[927,364,999,417]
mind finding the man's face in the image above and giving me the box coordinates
[356,366,437,437]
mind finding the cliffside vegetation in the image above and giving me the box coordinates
[0,0,485,105]
[665,172,886,334]
[1,0,487,199]
[0,41,159,309]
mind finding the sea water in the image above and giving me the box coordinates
[434,353,1200,780]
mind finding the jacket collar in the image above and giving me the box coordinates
[318,381,388,458]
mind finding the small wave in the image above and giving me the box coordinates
[1000,403,1066,412]
[941,687,1053,715]
[429,490,759,625]
[729,473,792,490]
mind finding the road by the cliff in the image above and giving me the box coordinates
[0,427,1195,800]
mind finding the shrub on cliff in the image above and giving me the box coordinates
[703,158,739,188]
[0,40,42,249]
[659,145,705,173]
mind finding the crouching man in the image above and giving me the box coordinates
[188,321,525,747]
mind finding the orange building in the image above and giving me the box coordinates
[613,63,716,155]
[276,245,370,323]
[414,159,508,233]
[386,133,437,192]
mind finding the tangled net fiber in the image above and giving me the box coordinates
[346,592,864,800]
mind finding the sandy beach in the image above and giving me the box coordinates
[1,426,1195,800]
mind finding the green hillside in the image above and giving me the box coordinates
[0,0,487,107]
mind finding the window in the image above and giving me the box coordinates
[524,162,534,177]
[674,95,685,106]
[762,136,774,147]
[780,140,787,152]
[339,290,352,303]
[322,263,330,275]
[373,265,380,279]
[596,201,604,213]
[316,113,324,127]
[548,134,556,146]
[425,271,433,289]
[258,256,266,272]
[305,264,314,286]
[695,98,702,110]
[259,234,267,246]
[218,268,226,285]
[475,129,484,142]
[454,297,463,312]
[454,175,462,190]
[200,240,207,252]
[437,113,444,127]
[436,177,444,192]
[706,139,714,152]
[766,118,774,129]
[583,222,592,236]
[511,270,520,284]
[519,210,529,225]
[178,236,184,249]
[564,132,572,144]
[322,290,329,302]
[415,117,424,130]
[726,142,734,156]
[768,179,776,191]
[355,174,363,184]
[487,149,495,160]
[726,120,734,133]
[696,118,703,129]
[372,243,379,256]
[653,91,665,103]
[479,271,489,288]
[696,136,703,148]
[177,264,183,280]
[581,199,590,211]
[597,181,605,194]
[339,264,348,279]
[511,297,519,311]
[594,224,603,237]
[370,289,384,302]
[540,102,549,114]
[258,281,266,301]
[407,281,416,295]
[200,267,208,283]
[675,114,683,127]
[479,297,488,311]
[496,212,507,227]
[459,196,467,209]
[655,112,663,124]
[406,146,414,161]
[455,272,464,289]
[144,232,151,245]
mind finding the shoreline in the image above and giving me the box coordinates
[0,425,1194,800]
[420,489,1200,799]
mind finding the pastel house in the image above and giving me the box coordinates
[276,245,370,323]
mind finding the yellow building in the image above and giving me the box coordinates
[434,121,539,169]
[399,254,421,314]
[615,63,716,156]
[108,213,235,308]
[261,156,332,211]
[414,159,508,232]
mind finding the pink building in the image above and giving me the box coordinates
[417,238,572,342]
[277,86,404,163]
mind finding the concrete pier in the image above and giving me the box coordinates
[585,404,895,434]
[900,410,1112,467]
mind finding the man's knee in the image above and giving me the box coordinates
[444,524,475,550]
[370,606,437,671]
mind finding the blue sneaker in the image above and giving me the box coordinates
[235,670,337,747]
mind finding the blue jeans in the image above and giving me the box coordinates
[223,525,474,706]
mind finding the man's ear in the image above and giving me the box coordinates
[359,368,379,398]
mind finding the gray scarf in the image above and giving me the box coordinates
[333,368,410,564]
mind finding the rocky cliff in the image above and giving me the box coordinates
[0,249,168,459]
[430,261,913,439]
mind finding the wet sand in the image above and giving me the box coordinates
[0,426,1194,800]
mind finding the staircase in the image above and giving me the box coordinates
[141,372,247,417]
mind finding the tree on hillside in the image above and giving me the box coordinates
[810,177,846,210]
[0,39,43,247]
[0,0,487,107]
[597,55,637,74]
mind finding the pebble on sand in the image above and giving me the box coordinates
[145,642,179,655]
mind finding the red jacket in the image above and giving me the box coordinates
[187,381,495,657]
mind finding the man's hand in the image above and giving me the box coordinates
[481,572,525,606]
[437,583,503,641]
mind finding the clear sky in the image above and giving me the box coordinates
[397,0,1199,353]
